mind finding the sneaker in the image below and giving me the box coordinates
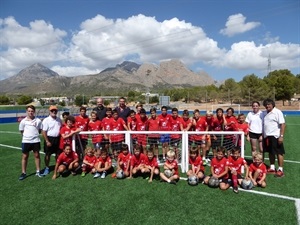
[42,167,50,176]
[93,172,101,178]
[101,172,106,179]
[267,168,276,174]
[36,172,44,178]
[19,173,26,181]
[203,159,207,166]
[274,170,285,178]
[233,187,239,194]
[81,172,86,177]
[157,158,161,164]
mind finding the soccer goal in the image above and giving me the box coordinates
[211,104,240,114]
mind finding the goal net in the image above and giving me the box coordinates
[73,130,245,173]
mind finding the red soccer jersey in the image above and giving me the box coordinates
[57,151,78,165]
[169,116,183,139]
[102,117,113,131]
[165,159,179,176]
[59,125,78,150]
[249,162,267,180]
[118,152,132,170]
[83,155,97,166]
[189,156,205,172]
[130,153,147,168]
[224,116,238,132]
[110,117,126,143]
[212,116,224,131]
[88,120,103,144]
[211,157,229,178]
[75,115,89,139]
[158,114,171,131]
[193,117,208,141]
[146,116,160,138]
[236,122,249,146]
[228,156,247,174]
[145,156,159,168]
[127,116,137,139]
[181,117,192,130]
[97,156,112,167]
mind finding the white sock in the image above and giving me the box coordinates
[270,164,275,170]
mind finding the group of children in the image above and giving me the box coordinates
[52,142,266,194]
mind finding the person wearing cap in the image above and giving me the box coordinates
[41,105,62,175]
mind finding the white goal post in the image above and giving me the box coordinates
[73,130,245,173]
[211,104,241,114]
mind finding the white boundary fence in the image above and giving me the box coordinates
[73,131,245,173]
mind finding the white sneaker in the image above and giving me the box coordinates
[93,172,101,178]
[101,172,106,179]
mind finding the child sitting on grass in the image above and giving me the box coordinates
[94,148,113,179]
[249,152,267,188]
[52,144,79,180]
[81,146,97,177]
[187,146,205,182]
[143,148,160,183]
[129,144,147,179]
[160,150,179,185]
[114,144,131,178]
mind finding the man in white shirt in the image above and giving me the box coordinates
[262,99,286,178]
[41,105,62,175]
[19,105,43,180]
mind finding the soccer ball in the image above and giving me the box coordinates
[208,176,220,188]
[164,169,174,178]
[188,175,199,186]
[241,179,253,190]
[116,170,125,179]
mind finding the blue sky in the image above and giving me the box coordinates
[0,0,299,82]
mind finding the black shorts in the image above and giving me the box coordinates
[111,141,123,151]
[249,132,262,140]
[148,137,160,145]
[263,136,285,155]
[211,134,222,149]
[44,136,60,155]
[170,138,181,147]
[22,142,40,153]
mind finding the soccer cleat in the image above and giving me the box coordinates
[19,173,26,181]
[101,172,107,179]
[233,187,239,194]
[42,167,50,176]
[36,172,44,178]
[274,170,284,178]
[81,172,86,177]
[93,172,101,178]
[267,168,276,174]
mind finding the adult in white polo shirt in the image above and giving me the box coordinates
[41,105,62,175]
[245,101,264,158]
[19,105,43,180]
[262,98,286,178]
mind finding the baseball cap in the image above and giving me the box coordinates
[49,105,58,111]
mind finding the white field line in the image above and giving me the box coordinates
[1,142,300,223]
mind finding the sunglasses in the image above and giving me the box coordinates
[50,110,58,113]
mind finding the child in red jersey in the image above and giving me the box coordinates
[59,115,81,151]
[81,147,97,177]
[52,144,79,180]
[88,111,103,154]
[115,144,132,178]
[228,147,249,193]
[249,152,267,188]
[187,147,205,182]
[146,108,160,162]
[94,149,113,179]
[75,107,90,156]
[143,149,160,183]
[235,113,249,148]
[101,107,113,150]
[129,144,147,178]
[127,110,138,146]
[211,108,226,157]
[169,108,183,161]
[204,146,229,190]
[136,108,148,154]
[160,150,179,185]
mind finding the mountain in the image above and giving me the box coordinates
[0,60,215,95]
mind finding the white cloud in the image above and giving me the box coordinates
[51,65,100,77]
[220,13,260,37]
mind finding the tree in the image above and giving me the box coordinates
[263,69,295,105]
[39,99,45,106]
[0,95,10,105]
[74,95,88,106]
[17,95,33,105]
[219,78,241,104]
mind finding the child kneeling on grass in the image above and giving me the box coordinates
[204,146,230,190]
[52,144,79,180]
[114,144,131,178]
[129,144,147,179]
[160,150,179,185]
[143,148,160,183]
[249,152,267,188]
[93,149,113,179]
[81,147,97,177]
[187,147,205,183]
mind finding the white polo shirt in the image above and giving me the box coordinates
[263,107,285,138]
[245,110,263,134]
[42,115,62,137]
[19,117,42,143]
